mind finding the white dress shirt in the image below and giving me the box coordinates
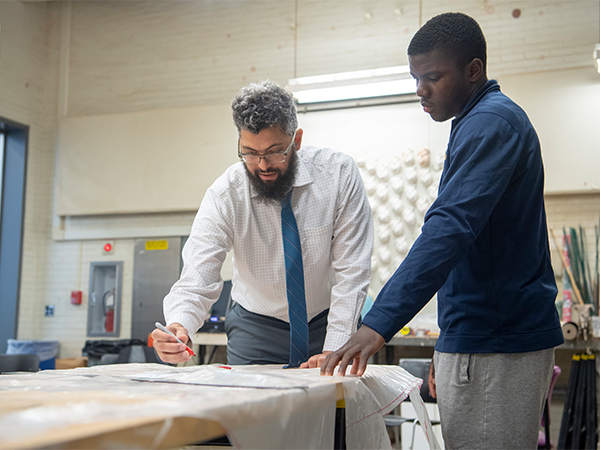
[164,146,374,351]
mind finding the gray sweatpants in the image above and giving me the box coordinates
[434,348,555,450]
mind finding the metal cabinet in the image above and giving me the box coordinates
[131,238,182,342]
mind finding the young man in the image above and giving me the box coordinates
[153,80,374,368]
[322,12,563,449]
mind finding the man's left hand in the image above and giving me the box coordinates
[320,326,385,376]
[300,351,332,369]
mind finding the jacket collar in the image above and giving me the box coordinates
[453,79,500,126]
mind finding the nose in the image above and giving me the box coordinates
[257,157,271,171]
[416,80,427,98]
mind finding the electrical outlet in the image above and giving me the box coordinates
[45,305,54,317]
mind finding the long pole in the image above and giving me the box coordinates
[550,229,585,306]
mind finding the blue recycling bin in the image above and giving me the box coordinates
[7,339,60,370]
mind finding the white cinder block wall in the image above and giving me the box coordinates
[0,0,599,357]
[0,1,61,345]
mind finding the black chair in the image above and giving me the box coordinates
[385,358,441,449]
[0,354,40,373]
[94,341,166,365]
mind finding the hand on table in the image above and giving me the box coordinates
[320,325,385,377]
[151,322,192,363]
[300,351,332,369]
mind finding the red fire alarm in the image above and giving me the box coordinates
[102,240,114,254]
[71,290,82,305]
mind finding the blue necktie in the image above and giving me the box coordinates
[281,191,309,368]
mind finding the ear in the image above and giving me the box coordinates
[467,58,485,84]
[295,128,304,149]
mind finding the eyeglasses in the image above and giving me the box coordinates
[238,131,296,165]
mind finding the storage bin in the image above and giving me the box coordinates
[7,339,60,370]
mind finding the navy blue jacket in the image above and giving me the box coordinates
[363,80,564,353]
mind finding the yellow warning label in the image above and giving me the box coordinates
[145,240,169,251]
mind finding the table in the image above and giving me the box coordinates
[194,332,228,364]
[193,332,437,349]
[0,363,439,450]
[193,332,439,365]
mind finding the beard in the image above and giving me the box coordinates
[244,147,298,204]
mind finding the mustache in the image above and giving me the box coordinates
[244,148,298,204]
[255,167,282,175]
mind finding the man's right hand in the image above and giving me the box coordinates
[320,325,385,377]
[151,322,192,364]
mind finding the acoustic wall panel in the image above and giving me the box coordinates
[55,104,239,216]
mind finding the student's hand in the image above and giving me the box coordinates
[151,322,191,364]
[300,351,331,369]
[428,359,437,399]
[320,326,385,377]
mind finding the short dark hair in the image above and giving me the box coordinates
[407,12,487,70]
[231,80,297,136]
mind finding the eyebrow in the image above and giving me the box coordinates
[411,70,440,79]
[240,142,286,153]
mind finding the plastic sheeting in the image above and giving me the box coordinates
[341,365,440,450]
[0,363,438,449]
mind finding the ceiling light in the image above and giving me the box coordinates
[286,66,416,106]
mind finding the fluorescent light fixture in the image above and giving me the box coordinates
[286,65,416,104]
[595,43,600,73]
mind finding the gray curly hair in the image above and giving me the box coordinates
[231,80,298,136]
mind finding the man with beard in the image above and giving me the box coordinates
[152,80,374,367]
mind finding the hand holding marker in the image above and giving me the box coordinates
[155,322,196,357]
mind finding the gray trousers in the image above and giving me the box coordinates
[434,348,555,450]
[225,302,328,365]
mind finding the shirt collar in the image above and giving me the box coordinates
[293,149,313,188]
